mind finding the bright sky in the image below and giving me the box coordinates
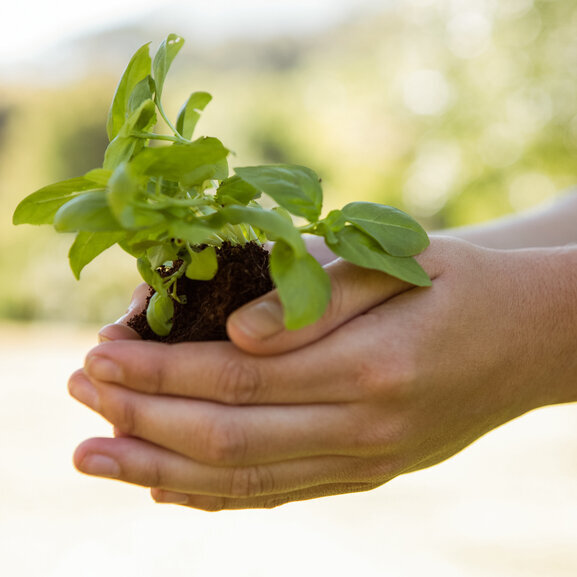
[0,0,386,75]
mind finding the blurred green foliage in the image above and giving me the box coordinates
[2,0,577,324]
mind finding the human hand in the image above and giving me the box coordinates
[69,237,577,510]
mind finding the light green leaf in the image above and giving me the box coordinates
[84,169,113,187]
[103,99,157,170]
[220,205,306,256]
[127,75,155,116]
[176,91,212,139]
[235,164,323,221]
[13,178,102,225]
[69,231,126,280]
[215,174,261,205]
[146,291,174,336]
[326,226,431,287]
[185,246,218,280]
[153,34,184,99]
[53,190,122,232]
[106,42,152,141]
[132,137,229,181]
[270,241,331,330]
[146,244,179,269]
[169,220,215,245]
[342,202,429,257]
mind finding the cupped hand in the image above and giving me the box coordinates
[69,236,577,510]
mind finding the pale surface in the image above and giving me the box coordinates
[1,322,576,577]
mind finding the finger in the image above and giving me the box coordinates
[151,482,378,511]
[98,283,149,343]
[82,332,365,405]
[227,258,414,356]
[69,374,375,465]
[73,436,384,502]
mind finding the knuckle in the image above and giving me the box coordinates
[141,459,164,489]
[112,394,139,436]
[217,356,265,405]
[228,466,275,498]
[202,419,248,465]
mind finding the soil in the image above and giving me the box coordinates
[128,241,273,343]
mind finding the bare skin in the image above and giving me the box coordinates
[68,193,577,509]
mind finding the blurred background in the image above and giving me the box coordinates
[1,1,577,575]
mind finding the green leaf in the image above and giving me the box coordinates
[103,99,157,170]
[146,244,179,269]
[326,226,431,287]
[269,241,331,330]
[219,205,306,256]
[176,91,212,140]
[169,220,216,245]
[137,255,165,292]
[84,169,113,187]
[69,231,126,280]
[120,226,168,258]
[181,156,229,187]
[235,164,323,221]
[13,178,102,225]
[185,246,218,280]
[107,42,152,141]
[146,291,174,336]
[53,190,123,232]
[342,202,429,257]
[153,34,184,99]
[215,175,261,205]
[132,137,229,181]
[127,75,155,116]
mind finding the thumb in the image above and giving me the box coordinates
[226,258,414,356]
[98,283,149,343]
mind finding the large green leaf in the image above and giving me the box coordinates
[326,226,431,287]
[176,91,212,140]
[106,42,152,141]
[269,241,331,330]
[235,164,323,221]
[132,137,229,181]
[13,178,102,225]
[153,34,184,99]
[342,202,429,257]
[53,190,123,232]
[69,231,126,279]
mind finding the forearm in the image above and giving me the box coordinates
[443,189,577,249]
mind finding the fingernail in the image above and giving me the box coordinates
[232,300,284,340]
[85,355,124,384]
[153,490,190,505]
[69,375,100,412]
[79,454,121,478]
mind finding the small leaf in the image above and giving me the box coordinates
[84,169,113,187]
[103,99,157,170]
[235,164,323,221]
[53,190,122,232]
[146,291,174,336]
[127,75,155,116]
[270,241,331,330]
[326,226,431,287]
[153,34,184,99]
[107,42,152,141]
[219,205,306,256]
[215,175,261,206]
[176,91,212,140]
[137,255,164,292]
[342,202,429,257]
[185,246,218,280]
[13,178,102,225]
[69,231,126,279]
[146,244,178,269]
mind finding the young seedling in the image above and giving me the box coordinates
[13,33,431,340]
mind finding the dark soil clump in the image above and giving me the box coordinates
[128,242,273,343]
